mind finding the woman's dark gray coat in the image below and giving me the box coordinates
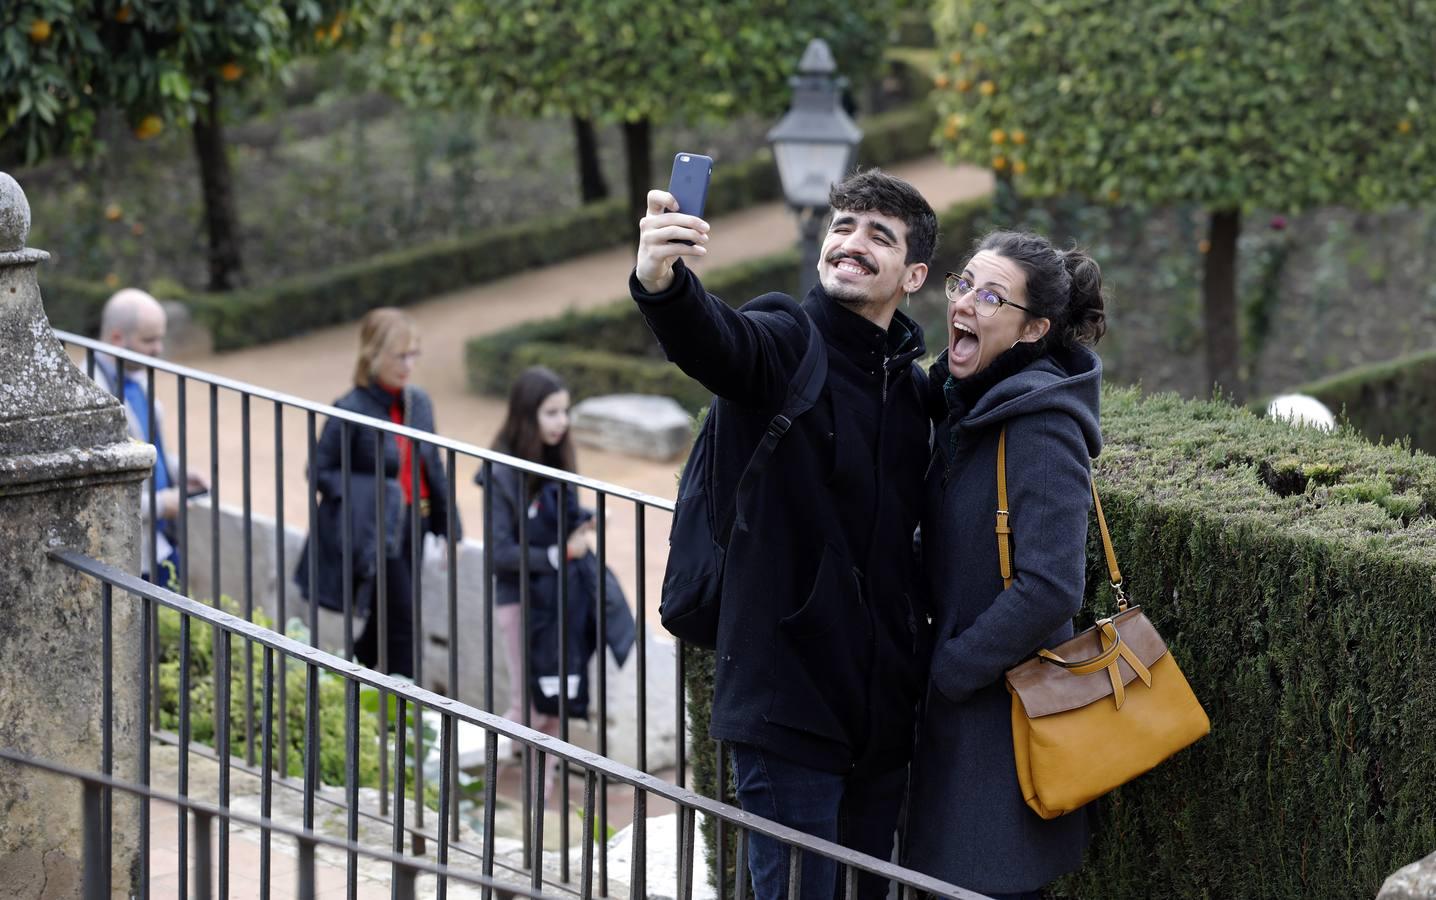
[904,345,1102,894]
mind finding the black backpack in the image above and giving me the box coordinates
[658,295,828,649]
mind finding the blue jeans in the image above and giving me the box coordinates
[730,743,906,900]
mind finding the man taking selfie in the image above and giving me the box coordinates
[630,168,937,899]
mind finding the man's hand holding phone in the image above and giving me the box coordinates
[636,151,714,294]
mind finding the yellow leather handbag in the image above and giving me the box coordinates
[997,428,1210,820]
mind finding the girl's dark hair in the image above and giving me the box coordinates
[976,230,1107,348]
[492,366,576,495]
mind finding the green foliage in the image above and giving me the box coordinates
[367,0,900,125]
[1,0,360,164]
[928,1,1436,211]
[465,195,992,412]
[1296,348,1436,456]
[1043,387,1436,899]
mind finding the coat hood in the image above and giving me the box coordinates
[960,344,1103,458]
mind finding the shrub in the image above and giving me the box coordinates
[1293,349,1436,455]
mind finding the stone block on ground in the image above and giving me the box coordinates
[571,395,693,462]
[1379,851,1436,899]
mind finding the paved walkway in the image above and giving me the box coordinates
[149,156,991,622]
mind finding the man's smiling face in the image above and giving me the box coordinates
[817,209,918,310]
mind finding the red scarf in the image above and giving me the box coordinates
[381,385,429,507]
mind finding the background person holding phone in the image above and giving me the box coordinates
[631,167,938,900]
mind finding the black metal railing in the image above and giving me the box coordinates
[33,548,983,899]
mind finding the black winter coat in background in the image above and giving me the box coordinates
[630,260,931,775]
[296,383,459,612]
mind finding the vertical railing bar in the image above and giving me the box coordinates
[444,449,459,843]
[260,646,275,900]
[675,643,685,876]
[303,662,319,831]
[531,748,548,893]
[177,375,189,596]
[346,678,361,900]
[178,612,191,900]
[139,591,152,900]
[209,382,220,611]
[580,769,596,900]
[843,863,858,900]
[735,827,749,900]
[629,791,647,900]
[635,503,647,774]
[557,486,570,883]
[786,845,802,899]
[392,696,408,884]
[678,806,696,900]
[297,834,317,900]
[216,625,231,900]
[482,728,498,897]
[482,458,495,714]
[274,402,288,788]
[146,365,160,593]
[86,345,96,379]
[437,713,454,900]
[342,420,355,659]
[518,470,532,869]
[100,583,113,899]
[393,863,418,900]
[242,392,256,767]
[82,781,104,900]
[307,411,320,649]
[595,492,609,897]
[408,443,425,855]
[715,741,727,900]
[376,429,390,819]
[194,809,213,900]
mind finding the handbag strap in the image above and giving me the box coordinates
[996,425,1128,610]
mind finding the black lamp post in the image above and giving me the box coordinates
[766,38,864,299]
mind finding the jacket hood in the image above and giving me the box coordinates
[960,344,1103,457]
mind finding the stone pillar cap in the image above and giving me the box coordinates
[0,172,50,266]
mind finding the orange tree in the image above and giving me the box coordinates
[1,0,359,291]
[930,0,1436,400]
[367,0,899,221]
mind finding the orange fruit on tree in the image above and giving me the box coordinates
[956,78,973,93]
[133,115,163,140]
[973,22,989,37]
[28,19,52,43]
[991,155,1009,172]
[104,204,123,222]
[949,51,963,65]
[934,73,950,89]
[991,128,1007,145]
[220,62,244,82]
[1198,238,1212,254]
[979,80,997,96]
[115,5,133,23]
[1398,119,1413,134]
[1013,160,1028,176]
[1011,129,1027,145]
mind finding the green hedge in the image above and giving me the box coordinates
[465,195,991,413]
[1057,388,1436,898]
[1293,348,1436,455]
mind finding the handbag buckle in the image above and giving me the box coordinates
[1111,579,1129,612]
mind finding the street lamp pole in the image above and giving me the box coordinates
[766,38,863,300]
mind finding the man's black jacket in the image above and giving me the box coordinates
[631,261,931,774]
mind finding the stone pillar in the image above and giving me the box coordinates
[0,173,153,894]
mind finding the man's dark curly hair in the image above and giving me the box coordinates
[828,168,939,265]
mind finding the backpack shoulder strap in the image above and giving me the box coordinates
[720,296,828,538]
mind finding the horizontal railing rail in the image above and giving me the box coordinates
[48,547,985,899]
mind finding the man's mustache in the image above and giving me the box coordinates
[826,251,877,275]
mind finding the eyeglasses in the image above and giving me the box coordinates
[945,273,1035,317]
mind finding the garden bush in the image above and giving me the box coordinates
[1295,349,1436,455]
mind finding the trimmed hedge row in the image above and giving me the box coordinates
[464,195,992,412]
[42,101,937,351]
[1295,348,1436,454]
[1056,387,1436,899]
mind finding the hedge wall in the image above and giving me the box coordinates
[43,101,937,352]
[464,195,992,412]
[1295,348,1436,455]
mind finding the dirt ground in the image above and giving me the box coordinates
[98,157,991,620]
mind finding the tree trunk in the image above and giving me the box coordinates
[572,116,608,203]
[621,118,652,237]
[1202,208,1243,401]
[192,77,243,292]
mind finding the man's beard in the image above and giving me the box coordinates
[822,251,888,315]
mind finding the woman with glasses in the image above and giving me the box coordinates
[903,232,1107,898]
[297,307,460,678]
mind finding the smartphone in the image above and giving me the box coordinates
[667,152,713,244]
